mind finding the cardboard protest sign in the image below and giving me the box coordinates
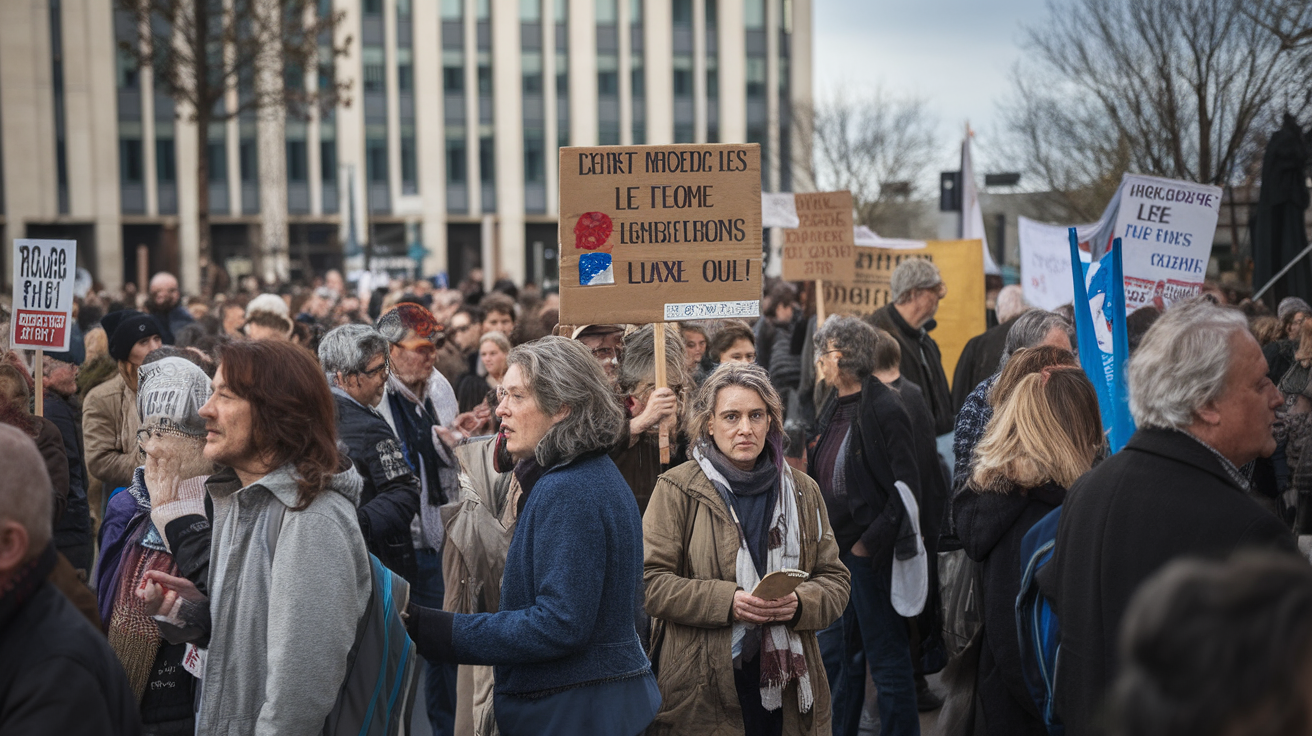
[558,143,762,325]
[11,239,76,351]
[823,239,985,383]
[781,191,855,282]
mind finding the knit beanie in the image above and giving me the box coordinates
[102,310,162,362]
[137,357,211,436]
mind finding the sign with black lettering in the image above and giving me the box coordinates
[11,239,76,351]
[782,191,855,282]
[558,143,762,324]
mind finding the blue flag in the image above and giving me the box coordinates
[1069,229,1136,453]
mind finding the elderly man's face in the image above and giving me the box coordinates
[149,275,181,311]
[919,282,947,320]
[1209,332,1283,464]
[578,332,624,379]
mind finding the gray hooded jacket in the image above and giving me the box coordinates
[198,462,372,736]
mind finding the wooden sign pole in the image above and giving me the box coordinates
[815,280,827,326]
[34,350,44,417]
[653,324,671,464]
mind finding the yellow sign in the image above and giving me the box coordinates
[823,239,986,385]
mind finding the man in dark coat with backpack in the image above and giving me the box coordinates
[1043,302,1297,736]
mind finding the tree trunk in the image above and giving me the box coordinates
[194,3,213,297]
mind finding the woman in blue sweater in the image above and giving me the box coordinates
[405,336,659,735]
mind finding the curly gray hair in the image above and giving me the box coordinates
[1128,300,1251,430]
[890,258,942,304]
[813,314,878,380]
[318,324,389,386]
[509,336,626,467]
[1000,310,1074,370]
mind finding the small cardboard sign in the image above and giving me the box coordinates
[558,143,762,325]
[823,239,985,383]
[10,239,76,351]
[781,191,855,282]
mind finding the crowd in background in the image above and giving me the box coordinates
[3,261,1312,736]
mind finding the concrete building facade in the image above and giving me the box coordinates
[0,0,813,293]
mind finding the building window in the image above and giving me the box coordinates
[366,138,388,182]
[597,55,618,96]
[398,63,414,92]
[672,0,691,23]
[524,130,545,182]
[442,0,462,19]
[156,139,176,182]
[444,51,464,92]
[479,135,495,183]
[520,0,540,22]
[286,140,308,182]
[119,139,143,183]
[321,141,337,182]
[673,56,693,97]
[746,58,766,99]
[363,0,382,15]
[401,135,418,194]
[364,62,386,93]
[522,51,543,95]
[446,133,467,184]
[116,48,138,89]
[207,142,226,182]
[745,0,764,28]
[240,139,257,184]
[478,58,493,95]
[596,0,617,24]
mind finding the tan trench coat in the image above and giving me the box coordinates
[82,372,140,493]
[643,460,850,736]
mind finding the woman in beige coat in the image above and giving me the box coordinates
[644,363,850,735]
[83,311,162,494]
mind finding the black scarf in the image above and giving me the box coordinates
[705,441,780,578]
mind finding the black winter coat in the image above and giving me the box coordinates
[956,480,1065,736]
[1042,428,1297,736]
[950,314,1019,414]
[45,390,94,571]
[809,374,921,567]
[868,304,955,435]
[334,391,421,581]
[0,545,140,735]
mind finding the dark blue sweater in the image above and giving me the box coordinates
[411,451,650,697]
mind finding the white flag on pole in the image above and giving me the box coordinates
[961,130,1001,275]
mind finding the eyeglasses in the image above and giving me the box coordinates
[360,359,390,378]
[591,346,622,361]
[495,386,531,407]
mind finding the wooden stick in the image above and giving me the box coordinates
[653,324,671,465]
[34,350,44,417]
[815,280,827,326]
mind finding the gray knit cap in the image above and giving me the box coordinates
[137,357,212,437]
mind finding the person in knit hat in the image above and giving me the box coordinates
[96,352,212,732]
[84,311,164,495]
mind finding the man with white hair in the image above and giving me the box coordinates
[0,425,139,734]
[868,258,955,435]
[146,271,194,345]
[1044,300,1297,736]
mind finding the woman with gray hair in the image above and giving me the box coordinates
[808,314,925,735]
[612,323,688,514]
[404,336,659,735]
[643,362,848,735]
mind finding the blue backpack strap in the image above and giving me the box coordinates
[1016,505,1064,735]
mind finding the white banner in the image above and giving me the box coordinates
[761,192,799,228]
[11,239,76,351]
[1018,173,1222,313]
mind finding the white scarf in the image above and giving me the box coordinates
[693,445,814,713]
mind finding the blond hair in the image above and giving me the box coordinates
[971,367,1105,492]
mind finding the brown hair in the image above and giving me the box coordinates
[480,293,517,320]
[244,310,292,337]
[710,320,755,361]
[0,364,37,436]
[972,367,1105,492]
[216,340,342,509]
[872,327,902,373]
[1295,319,1312,367]
[989,345,1079,409]
[1251,315,1284,347]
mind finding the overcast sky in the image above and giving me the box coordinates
[813,0,1050,176]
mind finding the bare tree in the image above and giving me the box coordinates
[794,91,940,237]
[1002,0,1312,222]
[118,0,348,293]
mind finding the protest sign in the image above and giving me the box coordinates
[11,239,76,352]
[1019,173,1222,314]
[761,192,799,228]
[558,143,762,325]
[823,239,985,382]
[781,191,855,283]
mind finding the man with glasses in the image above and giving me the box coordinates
[373,304,461,736]
[572,324,626,384]
[319,324,421,582]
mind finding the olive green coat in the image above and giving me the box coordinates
[643,460,850,736]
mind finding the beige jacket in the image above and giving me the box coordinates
[82,372,141,492]
[643,460,850,736]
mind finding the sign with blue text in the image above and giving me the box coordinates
[558,143,762,325]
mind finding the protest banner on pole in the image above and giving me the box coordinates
[1019,173,1223,313]
[822,239,985,383]
[557,143,762,325]
[1070,231,1135,453]
[781,191,855,282]
[11,238,77,417]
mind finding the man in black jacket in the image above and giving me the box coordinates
[0,425,139,736]
[868,258,954,436]
[42,356,94,576]
[319,325,422,582]
[1044,301,1297,736]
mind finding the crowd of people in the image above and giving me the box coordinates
[2,260,1312,736]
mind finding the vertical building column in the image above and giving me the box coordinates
[0,0,58,245]
[493,2,525,284]
[764,0,779,192]
[464,0,480,214]
[141,67,158,216]
[692,0,707,142]
[383,0,402,210]
[643,0,673,144]
[177,101,200,292]
[789,0,812,191]
[618,0,632,145]
[542,16,559,217]
[568,0,596,146]
[717,0,746,143]
[256,0,289,283]
[412,0,446,277]
[307,24,323,218]
[336,0,367,263]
